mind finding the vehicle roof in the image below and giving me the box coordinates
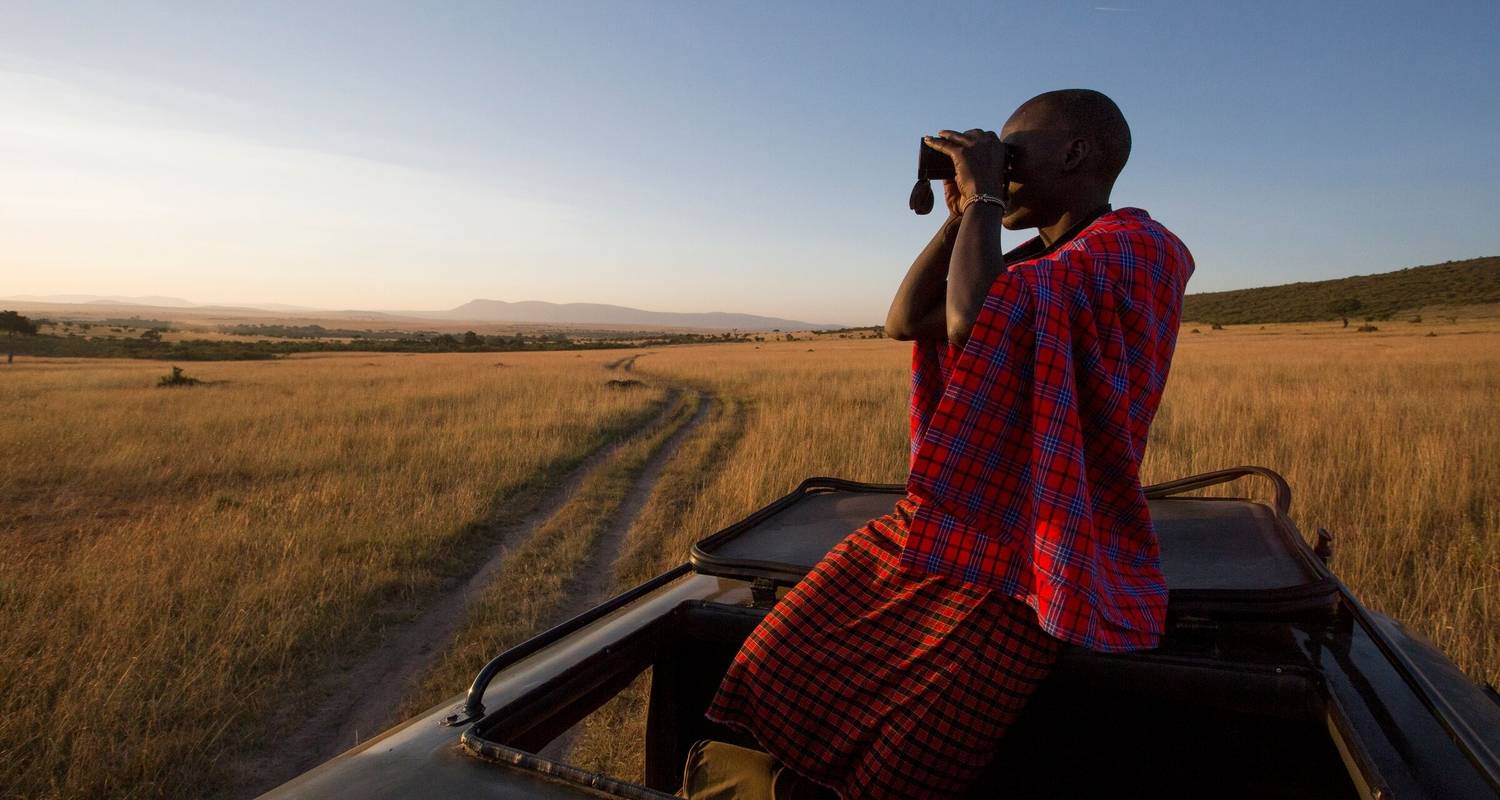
[263,471,1500,799]
[691,478,1324,599]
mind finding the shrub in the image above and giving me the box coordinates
[1356,325,1379,333]
[157,366,201,387]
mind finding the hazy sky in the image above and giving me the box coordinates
[2,1,1497,324]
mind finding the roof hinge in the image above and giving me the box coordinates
[749,577,779,608]
[1315,527,1334,565]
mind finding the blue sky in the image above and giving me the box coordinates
[2,1,1496,324]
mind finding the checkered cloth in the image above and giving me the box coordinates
[904,206,1194,651]
[704,207,1191,798]
[705,498,1062,800]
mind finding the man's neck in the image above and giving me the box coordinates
[1037,198,1112,246]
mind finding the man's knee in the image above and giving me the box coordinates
[678,739,834,800]
[678,739,777,799]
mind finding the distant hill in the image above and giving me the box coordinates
[4,293,200,308]
[1183,256,1500,324]
[0,294,327,314]
[432,299,832,331]
[0,294,837,331]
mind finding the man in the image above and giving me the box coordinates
[689,90,1194,799]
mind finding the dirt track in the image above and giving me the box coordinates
[235,369,708,797]
[605,353,648,371]
[534,395,715,762]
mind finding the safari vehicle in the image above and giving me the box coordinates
[262,468,1500,799]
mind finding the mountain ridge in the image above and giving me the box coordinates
[424,299,829,330]
[13,255,1495,331]
[0,295,837,331]
[1183,256,1499,324]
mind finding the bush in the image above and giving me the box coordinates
[1356,325,1379,333]
[1210,322,1225,331]
[157,366,201,387]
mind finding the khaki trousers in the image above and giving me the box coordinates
[678,740,837,800]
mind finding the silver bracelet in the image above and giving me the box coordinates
[963,192,1006,211]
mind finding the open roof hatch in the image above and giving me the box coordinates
[691,467,1341,620]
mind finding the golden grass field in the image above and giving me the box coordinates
[0,352,666,798]
[2,317,1497,797]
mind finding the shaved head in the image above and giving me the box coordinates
[998,89,1131,233]
[1015,89,1131,181]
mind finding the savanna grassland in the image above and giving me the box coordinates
[0,352,667,798]
[564,317,1500,778]
[3,316,1498,797]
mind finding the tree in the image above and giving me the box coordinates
[1,310,38,364]
[462,330,482,347]
[1329,296,1362,328]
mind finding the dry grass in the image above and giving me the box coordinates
[400,389,702,718]
[566,321,1500,779]
[563,392,749,780]
[624,325,1500,688]
[4,315,1498,797]
[1146,321,1500,681]
[0,351,662,799]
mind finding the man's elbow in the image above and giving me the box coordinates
[884,313,916,341]
[946,313,975,347]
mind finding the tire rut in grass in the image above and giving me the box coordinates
[537,393,736,763]
[606,353,649,372]
[389,388,706,731]
[545,394,749,772]
[231,388,682,799]
[550,394,715,626]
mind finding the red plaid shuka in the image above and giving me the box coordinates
[904,206,1194,651]
[705,500,1062,800]
[706,206,1190,797]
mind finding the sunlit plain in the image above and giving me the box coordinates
[2,319,1496,797]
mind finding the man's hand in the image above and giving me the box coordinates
[925,129,1008,204]
[942,179,964,219]
[888,185,965,341]
[927,129,1009,347]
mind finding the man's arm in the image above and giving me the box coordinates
[921,130,1011,347]
[885,212,962,341]
[945,202,1007,347]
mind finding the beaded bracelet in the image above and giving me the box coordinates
[963,192,1006,211]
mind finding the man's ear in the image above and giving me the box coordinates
[1061,137,1090,173]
